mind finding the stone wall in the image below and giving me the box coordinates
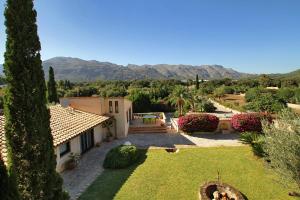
[287,103,300,110]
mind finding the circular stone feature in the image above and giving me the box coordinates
[165,148,179,153]
[199,181,245,200]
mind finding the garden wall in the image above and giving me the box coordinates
[287,103,300,110]
[171,117,235,134]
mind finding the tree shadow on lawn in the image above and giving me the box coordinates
[78,149,148,200]
[126,133,197,148]
[242,193,249,200]
[190,133,240,140]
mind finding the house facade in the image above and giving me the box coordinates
[0,97,133,172]
[60,97,133,138]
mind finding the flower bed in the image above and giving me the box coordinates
[178,114,219,133]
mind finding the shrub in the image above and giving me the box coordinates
[231,113,271,132]
[244,93,286,113]
[240,132,265,157]
[224,86,235,94]
[103,145,140,169]
[213,86,226,99]
[240,131,259,144]
[202,102,217,113]
[276,88,294,103]
[245,87,264,102]
[263,109,300,193]
[252,139,265,157]
[178,114,219,133]
[293,88,300,104]
[128,89,151,113]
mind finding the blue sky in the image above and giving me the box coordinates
[0,0,300,73]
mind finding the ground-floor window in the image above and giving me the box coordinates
[59,142,70,157]
[80,129,94,153]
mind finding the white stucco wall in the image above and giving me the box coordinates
[103,98,132,138]
[60,97,133,139]
[55,136,80,172]
[55,124,105,172]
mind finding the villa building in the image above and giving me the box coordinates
[0,97,133,172]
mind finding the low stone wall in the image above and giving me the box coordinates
[170,117,235,134]
[287,103,300,110]
[217,118,234,133]
[170,118,179,133]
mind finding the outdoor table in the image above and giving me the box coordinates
[142,115,157,124]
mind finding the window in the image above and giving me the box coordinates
[59,142,70,157]
[126,111,129,123]
[109,101,113,113]
[80,129,94,153]
[115,101,119,113]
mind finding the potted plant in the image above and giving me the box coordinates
[65,153,80,170]
[102,118,115,142]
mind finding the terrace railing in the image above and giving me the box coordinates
[133,112,166,123]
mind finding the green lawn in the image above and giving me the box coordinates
[79,147,297,200]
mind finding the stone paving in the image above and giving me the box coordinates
[62,133,243,199]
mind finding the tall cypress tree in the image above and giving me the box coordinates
[3,0,68,199]
[0,157,18,200]
[0,157,10,200]
[196,74,199,89]
[47,66,59,103]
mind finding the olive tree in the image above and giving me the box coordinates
[262,109,300,196]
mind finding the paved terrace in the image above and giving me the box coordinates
[62,133,243,199]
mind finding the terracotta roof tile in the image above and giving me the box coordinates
[0,105,109,162]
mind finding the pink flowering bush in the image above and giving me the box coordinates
[178,114,219,133]
[231,113,272,133]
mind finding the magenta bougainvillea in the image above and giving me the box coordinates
[178,114,219,133]
[231,113,272,132]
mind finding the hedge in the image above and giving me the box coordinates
[103,145,140,169]
[231,113,272,132]
[178,114,219,133]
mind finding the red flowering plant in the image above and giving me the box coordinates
[231,113,272,133]
[178,114,219,133]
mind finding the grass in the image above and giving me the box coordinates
[79,147,297,200]
[215,94,246,112]
[220,94,246,106]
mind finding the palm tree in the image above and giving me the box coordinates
[169,85,188,116]
[185,89,197,112]
[185,89,207,112]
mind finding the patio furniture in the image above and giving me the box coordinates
[142,114,157,124]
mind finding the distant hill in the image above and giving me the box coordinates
[271,69,300,80]
[42,57,251,81]
[1,59,299,82]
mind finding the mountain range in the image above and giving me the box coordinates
[1,57,299,81]
[41,57,250,81]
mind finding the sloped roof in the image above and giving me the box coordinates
[0,105,109,163]
[50,105,109,146]
[0,116,7,163]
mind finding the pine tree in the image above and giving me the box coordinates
[47,66,59,103]
[196,74,199,89]
[3,0,68,199]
